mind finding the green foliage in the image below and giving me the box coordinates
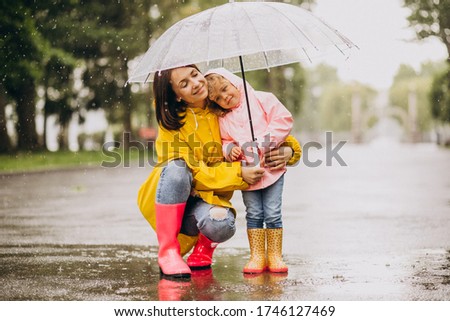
[392,64,417,83]
[0,2,43,95]
[430,67,450,122]
[403,0,450,52]
[403,0,450,126]
[388,62,446,131]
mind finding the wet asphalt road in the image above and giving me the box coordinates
[1,142,450,300]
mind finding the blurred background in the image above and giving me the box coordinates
[0,0,449,159]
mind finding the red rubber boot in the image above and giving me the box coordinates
[155,202,191,278]
[187,233,218,269]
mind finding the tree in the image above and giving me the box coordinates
[42,54,77,150]
[0,1,42,151]
[389,62,445,134]
[404,0,450,127]
[404,0,450,57]
[0,85,13,153]
[430,70,450,122]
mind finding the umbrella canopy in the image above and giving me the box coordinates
[127,1,357,83]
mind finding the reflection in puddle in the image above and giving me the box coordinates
[158,278,191,301]
[158,269,218,301]
[157,268,290,301]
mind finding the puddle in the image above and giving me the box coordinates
[2,244,450,300]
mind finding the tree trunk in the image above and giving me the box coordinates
[123,86,132,134]
[57,121,70,151]
[121,84,133,150]
[0,86,13,153]
[43,108,48,150]
[16,82,40,151]
[43,78,49,151]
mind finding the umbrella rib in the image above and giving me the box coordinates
[306,12,359,55]
[241,5,270,69]
[302,48,312,64]
[264,3,319,51]
[144,73,151,84]
[206,6,220,66]
[314,14,356,50]
[309,16,348,56]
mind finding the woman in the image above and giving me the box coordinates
[137,65,301,278]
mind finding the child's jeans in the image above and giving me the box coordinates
[156,159,236,243]
[242,174,284,229]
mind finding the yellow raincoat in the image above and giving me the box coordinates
[137,105,301,255]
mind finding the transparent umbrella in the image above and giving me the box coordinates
[127,1,357,140]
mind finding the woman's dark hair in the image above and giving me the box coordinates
[153,64,200,130]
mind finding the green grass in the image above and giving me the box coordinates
[0,149,151,174]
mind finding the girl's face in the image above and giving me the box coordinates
[208,78,241,110]
[170,67,208,107]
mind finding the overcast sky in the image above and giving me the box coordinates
[309,0,447,90]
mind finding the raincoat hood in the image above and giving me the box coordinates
[205,68,242,87]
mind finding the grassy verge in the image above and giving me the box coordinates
[0,149,150,174]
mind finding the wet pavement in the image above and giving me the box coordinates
[1,141,450,300]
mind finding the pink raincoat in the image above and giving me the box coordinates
[204,68,293,191]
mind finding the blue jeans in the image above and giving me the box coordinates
[242,175,284,229]
[155,159,236,243]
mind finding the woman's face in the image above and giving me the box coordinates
[170,67,208,107]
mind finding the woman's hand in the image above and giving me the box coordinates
[241,166,265,185]
[263,146,293,170]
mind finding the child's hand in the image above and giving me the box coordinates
[229,146,242,161]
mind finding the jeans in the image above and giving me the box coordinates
[155,159,236,243]
[242,174,284,229]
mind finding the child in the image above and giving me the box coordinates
[205,68,293,274]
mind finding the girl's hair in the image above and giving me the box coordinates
[205,73,232,117]
[153,64,200,130]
